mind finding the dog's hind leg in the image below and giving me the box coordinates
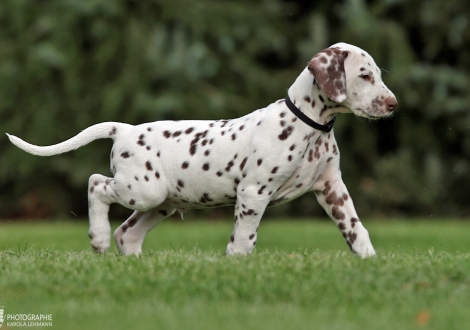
[114,204,176,256]
[87,174,120,253]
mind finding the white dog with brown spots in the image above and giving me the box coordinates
[7,43,397,257]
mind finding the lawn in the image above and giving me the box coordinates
[0,218,469,330]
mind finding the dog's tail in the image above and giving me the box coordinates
[6,122,128,156]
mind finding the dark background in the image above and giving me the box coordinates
[1,0,469,220]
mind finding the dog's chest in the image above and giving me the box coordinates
[267,131,339,206]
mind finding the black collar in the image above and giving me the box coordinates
[285,95,336,133]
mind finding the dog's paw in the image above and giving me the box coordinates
[355,245,376,258]
[350,227,376,258]
[113,227,142,256]
[89,231,110,254]
[225,241,255,257]
[90,241,110,254]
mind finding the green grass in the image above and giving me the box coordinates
[0,219,469,330]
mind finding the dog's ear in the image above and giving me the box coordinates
[308,48,349,103]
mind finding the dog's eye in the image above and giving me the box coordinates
[360,74,371,81]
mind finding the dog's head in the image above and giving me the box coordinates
[308,43,397,119]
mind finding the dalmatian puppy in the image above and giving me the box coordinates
[7,43,397,257]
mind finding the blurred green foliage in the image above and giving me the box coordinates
[0,0,469,219]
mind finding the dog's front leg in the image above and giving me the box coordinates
[226,190,269,256]
[315,179,376,258]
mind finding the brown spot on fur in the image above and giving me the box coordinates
[258,185,266,194]
[332,206,345,220]
[240,157,248,171]
[314,146,321,159]
[351,217,359,227]
[308,149,314,162]
[200,193,213,203]
[326,191,344,206]
[225,160,235,172]
[347,231,357,244]
[278,126,294,140]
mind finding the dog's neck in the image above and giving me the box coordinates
[287,68,350,127]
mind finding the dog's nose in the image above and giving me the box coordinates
[385,97,397,112]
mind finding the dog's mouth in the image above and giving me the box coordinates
[355,108,394,120]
